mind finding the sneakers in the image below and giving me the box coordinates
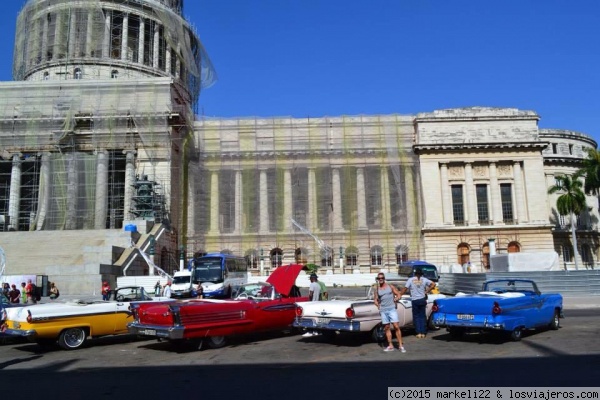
[302,332,314,337]
[400,346,407,353]
[383,346,394,352]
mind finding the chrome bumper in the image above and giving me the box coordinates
[293,318,362,332]
[128,322,185,339]
[3,328,37,338]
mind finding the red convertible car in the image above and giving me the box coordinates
[128,264,308,349]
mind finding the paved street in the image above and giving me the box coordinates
[1,305,599,399]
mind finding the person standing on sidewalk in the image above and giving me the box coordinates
[374,273,406,352]
[398,268,436,338]
[101,281,111,301]
[302,273,322,337]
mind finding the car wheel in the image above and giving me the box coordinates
[207,335,227,349]
[549,310,560,330]
[510,327,522,341]
[371,324,386,343]
[448,327,464,339]
[58,328,87,350]
[428,315,441,330]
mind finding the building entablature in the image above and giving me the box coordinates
[413,142,548,154]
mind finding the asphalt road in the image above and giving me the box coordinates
[1,308,599,399]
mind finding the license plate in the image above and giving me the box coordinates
[316,318,330,325]
[457,314,474,320]
[140,329,156,336]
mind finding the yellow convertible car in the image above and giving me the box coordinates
[1,286,170,350]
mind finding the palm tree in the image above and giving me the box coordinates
[548,175,587,270]
[577,148,600,211]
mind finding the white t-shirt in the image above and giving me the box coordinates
[308,282,321,301]
[163,285,172,298]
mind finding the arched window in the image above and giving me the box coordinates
[345,246,358,267]
[395,245,409,265]
[320,247,333,267]
[43,71,49,80]
[457,243,470,265]
[111,69,119,78]
[270,248,283,269]
[371,245,383,266]
[482,243,490,269]
[74,68,82,79]
[245,249,258,269]
[295,247,308,265]
[507,242,521,253]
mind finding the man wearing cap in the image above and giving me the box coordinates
[302,273,322,337]
[399,268,436,338]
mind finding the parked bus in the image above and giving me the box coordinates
[192,253,249,298]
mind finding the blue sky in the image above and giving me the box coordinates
[1,0,598,144]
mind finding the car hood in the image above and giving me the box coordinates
[266,264,305,296]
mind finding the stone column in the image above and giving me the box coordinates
[283,168,293,232]
[68,10,77,57]
[404,165,417,229]
[65,153,78,230]
[41,14,49,61]
[94,150,109,229]
[8,154,22,231]
[332,167,343,231]
[356,167,367,230]
[380,166,392,230]
[175,44,181,78]
[36,152,51,230]
[513,161,527,223]
[29,18,41,68]
[138,16,145,64]
[489,162,503,225]
[308,167,317,232]
[53,11,63,61]
[259,168,269,234]
[209,170,219,234]
[166,47,172,75]
[465,163,478,226]
[103,13,111,59]
[86,12,94,57]
[123,150,136,221]
[153,22,160,69]
[121,13,129,61]
[440,163,452,224]
[234,169,242,234]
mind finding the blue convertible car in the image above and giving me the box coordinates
[431,279,563,341]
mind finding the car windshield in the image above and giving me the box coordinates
[172,275,191,285]
[484,280,537,294]
[232,283,276,300]
[193,257,224,283]
[114,287,149,301]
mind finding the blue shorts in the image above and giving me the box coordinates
[380,308,399,324]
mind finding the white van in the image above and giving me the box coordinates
[170,270,196,298]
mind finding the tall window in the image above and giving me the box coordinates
[451,185,464,225]
[482,243,490,269]
[476,184,489,224]
[562,245,572,263]
[581,244,592,264]
[43,71,49,80]
[270,249,283,268]
[74,68,82,79]
[395,245,409,265]
[371,245,383,266]
[245,249,258,269]
[321,248,332,267]
[507,242,520,253]
[500,183,514,223]
[111,69,119,78]
[346,246,358,267]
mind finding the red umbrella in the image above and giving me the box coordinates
[266,264,305,296]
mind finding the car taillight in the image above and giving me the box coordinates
[345,307,355,318]
[295,306,303,317]
[26,310,32,323]
[492,301,502,315]
[432,302,439,312]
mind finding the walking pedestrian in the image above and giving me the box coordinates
[374,273,406,352]
[398,268,436,338]
[101,281,111,301]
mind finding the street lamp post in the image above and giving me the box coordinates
[260,248,264,276]
[149,235,156,275]
[339,246,344,272]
